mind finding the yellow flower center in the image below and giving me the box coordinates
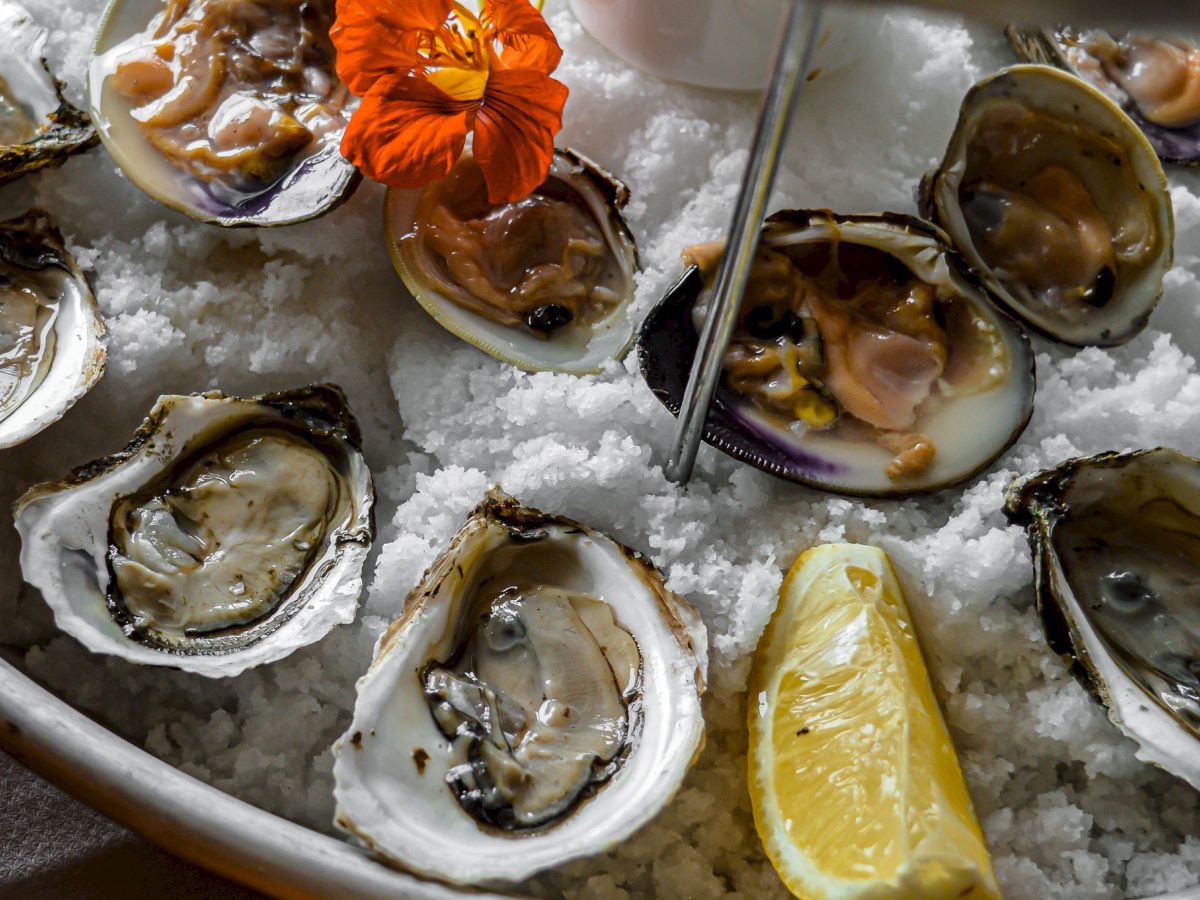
[422,4,490,102]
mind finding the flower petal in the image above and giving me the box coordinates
[341,73,473,188]
[332,0,453,95]
[482,0,563,74]
[472,68,568,203]
[347,0,453,32]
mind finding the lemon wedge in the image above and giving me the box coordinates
[748,543,1000,900]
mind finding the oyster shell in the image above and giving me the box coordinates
[0,0,97,184]
[1005,449,1200,789]
[1007,27,1200,166]
[332,489,706,885]
[921,64,1173,347]
[638,211,1035,497]
[14,385,374,677]
[87,0,360,227]
[0,209,106,449]
[386,149,639,375]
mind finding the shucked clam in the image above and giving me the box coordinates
[88,0,360,227]
[0,209,106,450]
[386,149,638,374]
[332,489,706,885]
[14,385,374,677]
[0,0,97,184]
[921,65,1173,347]
[639,211,1035,497]
[1006,449,1200,789]
[1008,27,1200,166]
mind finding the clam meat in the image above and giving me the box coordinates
[0,0,97,184]
[88,0,360,226]
[0,209,105,450]
[1008,27,1200,165]
[386,150,638,374]
[639,211,1035,497]
[14,385,374,676]
[921,65,1173,346]
[332,489,706,885]
[1006,449,1200,790]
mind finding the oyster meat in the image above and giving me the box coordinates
[14,385,374,676]
[921,65,1173,346]
[0,0,97,184]
[639,211,1035,497]
[1008,27,1200,165]
[424,583,639,831]
[386,149,639,374]
[1006,449,1200,790]
[332,490,706,885]
[88,0,360,226]
[0,209,106,450]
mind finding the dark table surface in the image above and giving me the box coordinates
[1,751,264,899]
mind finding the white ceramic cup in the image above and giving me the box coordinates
[566,0,877,91]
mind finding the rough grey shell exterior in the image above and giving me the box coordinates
[13,384,375,677]
[332,488,707,886]
[0,208,106,448]
[1005,448,1200,789]
[0,0,97,184]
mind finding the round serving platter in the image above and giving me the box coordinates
[6,0,1200,895]
[0,656,510,899]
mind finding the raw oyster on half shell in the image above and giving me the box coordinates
[386,149,639,374]
[14,385,374,677]
[0,0,97,184]
[0,209,106,450]
[88,0,359,226]
[1006,449,1200,789]
[332,489,706,885]
[639,211,1035,497]
[921,65,1173,346]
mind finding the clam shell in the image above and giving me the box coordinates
[0,0,97,184]
[385,149,639,375]
[0,209,106,449]
[13,385,374,677]
[332,489,706,885]
[87,0,360,227]
[638,211,1036,497]
[921,64,1174,347]
[1007,26,1200,166]
[1005,448,1200,789]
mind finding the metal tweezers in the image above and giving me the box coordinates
[665,0,1200,484]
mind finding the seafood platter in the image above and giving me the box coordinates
[4,0,1200,897]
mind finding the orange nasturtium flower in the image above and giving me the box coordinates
[332,0,569,204]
